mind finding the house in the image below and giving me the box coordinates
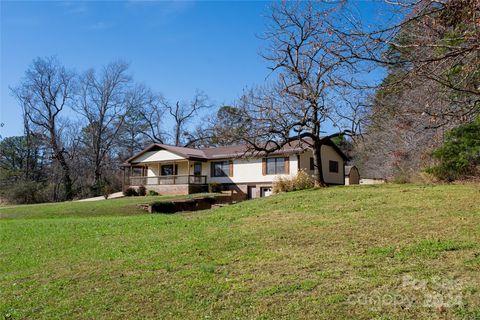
[121,138,348,199]
[344,165,360,185]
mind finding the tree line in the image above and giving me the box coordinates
[0,58,222,202]
[212,0,478,185]
[1,0,478,203]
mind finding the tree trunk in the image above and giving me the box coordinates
[62,168,73,200]
[93,167,102,189]
[54,151,73,200]
[174,124,181,146]
[312,140,326,187]
[50,131,74,200]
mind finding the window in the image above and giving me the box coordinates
[266,157,285,175]
[329,160,339,173]
[211,161,230,177]
[193,162,202,175]
[131,167,143,176]
[161,164,178,176]
[310,157,314,171]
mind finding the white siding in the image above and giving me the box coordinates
[147,161,189,176]
[298,151,313,173]
[207,154,298,184]
[132,150,184,163]
[321,145,344,185]
[147,164,160,177]
[297,146,345,185]
[130,145,344,185]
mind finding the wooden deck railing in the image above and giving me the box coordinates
[129,175,207,186]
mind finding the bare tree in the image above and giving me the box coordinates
[135,91,167,145]
[348,0,479,180]
[164,91,211,146]
[133,91,210,147]
[156,92,211,146]
[237,1,365,186]
[343,0,479,125]
[185,105,249,147]
[12,57,76,200]
[76,61,134,190]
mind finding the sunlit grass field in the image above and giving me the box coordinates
[0,193,212,219]
[1,184,479,319]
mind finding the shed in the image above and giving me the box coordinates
[345,165,360,185]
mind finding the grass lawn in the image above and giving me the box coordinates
[1,184,479,319]
[0,193,214,219]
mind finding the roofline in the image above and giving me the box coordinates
[323,138,349,161]
[124,143,159,163]
[123,137,348,164]
[124,143,208,164]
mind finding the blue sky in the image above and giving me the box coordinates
[1,1,392,139]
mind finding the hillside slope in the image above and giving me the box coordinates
[1,184,479,319]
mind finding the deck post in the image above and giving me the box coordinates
[122,167,126,192]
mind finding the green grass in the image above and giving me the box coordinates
[1,184,479,319]
[0,193,213,219]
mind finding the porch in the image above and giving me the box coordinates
[122,159,208,195]
[129,174,207,186]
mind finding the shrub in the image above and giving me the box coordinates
[427,117,480,181]
[138,185,147,196]
[392,172,411,184]
[292,170,315,190]
[123,187,138,197]
[1,180,42,204]
[102,184,114,199]
[412,172,439,184]
[208,182,222,193]
[273,170,315,194]
[272,176,292,193]
[148,190,159,196]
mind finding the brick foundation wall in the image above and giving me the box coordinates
[217,183,274,201]
[130,183,272,198]
[144,184,190,196]
[220,183,274,199]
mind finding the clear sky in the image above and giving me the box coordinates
[1,1,392,139]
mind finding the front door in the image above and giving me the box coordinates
[193,162,203,184]
[193,162,202,175]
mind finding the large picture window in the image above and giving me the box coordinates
[329,160,339,173]
[266,157,286,175]
[161,164,178,176]
[211,161,230,177]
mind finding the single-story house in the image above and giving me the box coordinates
[121,138,348,199]
[344,165,360,185]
